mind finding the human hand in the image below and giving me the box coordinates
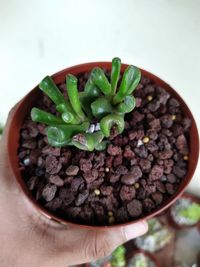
[0,104,148,267]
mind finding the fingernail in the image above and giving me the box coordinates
[124,221,148,240]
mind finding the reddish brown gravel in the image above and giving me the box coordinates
[18,72,191,225]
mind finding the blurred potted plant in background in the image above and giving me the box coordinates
[134,218,173,252]
[86,245,126,267]
[126,250,160,267]
[169,193,200,228]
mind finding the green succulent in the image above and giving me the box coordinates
[111,245,126,267]
[31,57,141,151]
[179,203,200,222]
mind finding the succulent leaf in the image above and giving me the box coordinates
[100,114,125,137]
[39,76,66,105]
[91,67,111,95]
[85,77,102,98]
[113,65,141,104]
[66,74,86,121]
[116,95,136,114]
[111,57,121,95]
[91,97,113,119]
[47,121,90,147]
[31,107,64,125]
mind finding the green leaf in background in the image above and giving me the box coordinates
[180,203,200,222]
[0,124,3,135]
[111,245,126,267]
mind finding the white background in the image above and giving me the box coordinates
[0,0,199,194]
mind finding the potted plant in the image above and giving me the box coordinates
[85,245,126,267]
[126,250,160,267]
[134,218,173,252]
[7,57,199,227]
[168,193,200,229]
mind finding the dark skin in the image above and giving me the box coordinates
[0,104,148,267]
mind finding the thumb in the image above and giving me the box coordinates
[43,221,148,267]
[83,220,148,263]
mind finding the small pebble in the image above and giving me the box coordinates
[95,123,101,131]
[171,115,176,121]
[23,158,30,166]
[142,136,149,143]
[94,189,101,196]
[108,211,113,217]
[105,167,109,172]
[147,95,153,101]
[65,165,79,176]
[137,140,143,147]
[86,124,95,133]
[134,182,140,189]
[108,216,115,224]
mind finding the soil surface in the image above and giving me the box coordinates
[18,71,191,225]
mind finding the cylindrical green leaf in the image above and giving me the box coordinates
[100,114,125,137]
[31,107,64,125]
[47,127,71,147]
[111,57,121,95]
[91,67,111,96]
[46,121,90,147]
[72,133,95,151]
[85,77,101,98]
[39,76,65,105]
[66,74,85,121]
[126,67,141,95]
[95,140,109,151]
[72,131,104,151]
[61,112,74,123]
[113,66,141,104]
[116,95,136,114]
[79,92,95,119]
[91,97,113,119]
[56,102,81,124]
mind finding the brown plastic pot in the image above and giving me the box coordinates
[167,192,200,229]
[126,250,161,267]
[7,61,199,229]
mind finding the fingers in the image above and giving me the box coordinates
[84,221,148,262]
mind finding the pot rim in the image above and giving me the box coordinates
[7,61,199,229]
